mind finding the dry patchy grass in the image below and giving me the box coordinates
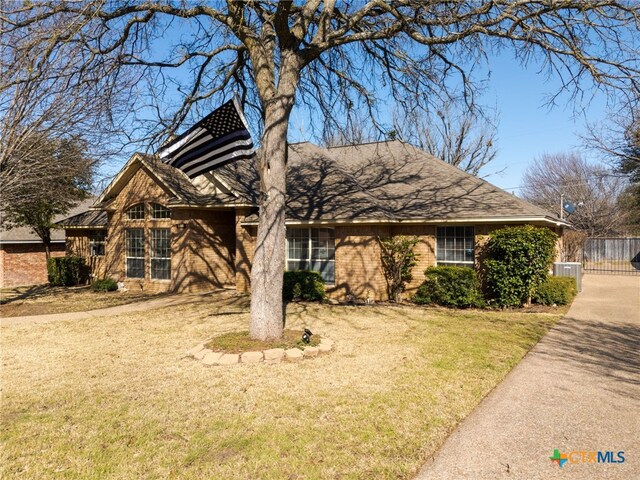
[0,285,162,318]
[0,294,561,479]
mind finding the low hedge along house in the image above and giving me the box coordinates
[58,141,567,300]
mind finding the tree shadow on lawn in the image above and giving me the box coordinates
[537,316,640,398]
[0,284,62,305]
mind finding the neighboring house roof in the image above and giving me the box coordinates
[0,198,97,244]
[61,141,566,228]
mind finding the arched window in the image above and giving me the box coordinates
[125,204,145,220]
[150,203,170,219]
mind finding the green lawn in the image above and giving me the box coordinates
[1,294,561,479]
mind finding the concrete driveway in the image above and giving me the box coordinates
[415,274,640,480]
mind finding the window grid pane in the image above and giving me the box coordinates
[125,228,145,278]
[436,226,475,265]
[286,228,335,283]
[150,203,170,219]
[150,228,171,280]
[287,228,309,261]
[125,204,145,220]
[89,230,105,256]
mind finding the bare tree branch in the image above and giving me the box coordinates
[3,0,640,339]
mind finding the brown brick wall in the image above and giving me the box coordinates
[0,243,65,288]
[329,224,436,301]
[235,222,562,302]
[235,209,256,292]
[171,209,236,293]
[65,230,107,280]
[330,224,390,301]
[80,166,236,293]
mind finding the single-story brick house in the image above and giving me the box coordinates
[0,199,96,288]
[58,141,567,300]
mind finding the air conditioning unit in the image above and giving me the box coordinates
[553,262,582,292]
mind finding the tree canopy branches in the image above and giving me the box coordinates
[4,1,638,148]
[3,0,639,339]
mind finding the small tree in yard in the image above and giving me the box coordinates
[379,236,419,303]
[483,226,557,307]
[1,134,93,259]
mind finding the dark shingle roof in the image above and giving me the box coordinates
[1,198,98,243]
[219,141,560,224]
[68,142,561,227]
[56,209,107,228]
[93,153,242,208]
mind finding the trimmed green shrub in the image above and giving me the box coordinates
[532,276,577,306]
[483,226,557,307]
[92,278,118,292]
[413,266,484,308]
[283,271,326,302]
[47,256,87,286]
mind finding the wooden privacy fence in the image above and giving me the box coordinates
[582,237,640,275]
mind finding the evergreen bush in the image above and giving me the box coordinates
[532,276,577,305]
[47,256,87,286]
[413,266,484,308]
[91,278,118,292]
[483,226,557,307]
[283,271,326,302]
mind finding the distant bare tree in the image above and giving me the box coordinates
[394,101,498,175]
[5,2,640,340]
[0,19,133,205]
[522,153,627,237]
[322,113,374,147]
[585,108,640,233]
[1,134,93,258]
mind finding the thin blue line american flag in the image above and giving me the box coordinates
[158,98,255,178]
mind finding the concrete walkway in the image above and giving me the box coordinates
[415,274,640,480]
[0,290,234,327]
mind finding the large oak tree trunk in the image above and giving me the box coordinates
[249,90,297,340]
[248,46,300,340]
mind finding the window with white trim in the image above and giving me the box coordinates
[125,204,145,220]
[436,226,475,267]
[150,228,171,280]
[286,227,335,283]
[89,230,105,256]
[125,228,145,278]
[150,203,170,219]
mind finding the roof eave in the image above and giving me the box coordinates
[0,239,66,244]
[169,202,256,209]
[240,215,570,227]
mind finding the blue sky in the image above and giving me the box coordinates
[99,41,614,197]
[472,52,609,193]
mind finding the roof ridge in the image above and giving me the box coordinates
[326,139,403,149]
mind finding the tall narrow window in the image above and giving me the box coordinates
[150,228,171,280]
[125,228,145,278]
[89,230,105,256]
[286,227,335,283]
[150,203,170,219]
[287,228,309,272]
[311,228,335,283]
[126,204,145,220]
[436,226,475,267]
